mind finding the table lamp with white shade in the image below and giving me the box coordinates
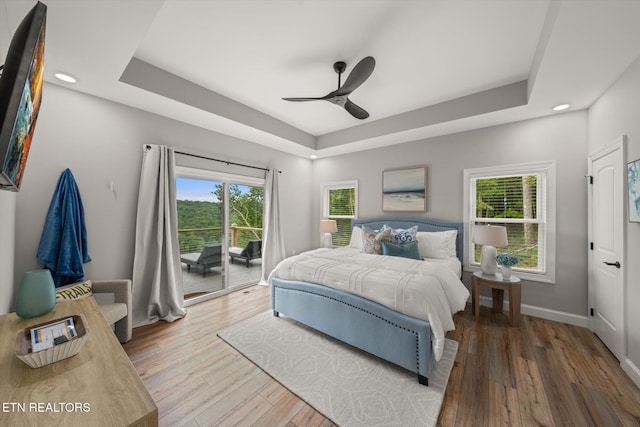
[319,219,337,248]
[473,225,508,275]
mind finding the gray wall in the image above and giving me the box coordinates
[0,83,591,322]
[313,111,589,316]
[588,56,640,379]
[0,192,16,314]
[0,0,15,314]
[1,83,313,313]
[0,56,634,383]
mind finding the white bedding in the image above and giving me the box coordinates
[424,256,462,278]
[269,247,470,361]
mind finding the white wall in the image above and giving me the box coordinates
[313,111,589,317]
[3,83,313,315]
[588,56,640,386]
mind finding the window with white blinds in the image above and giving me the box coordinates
[463,161,556,283]
[321,180,358,247]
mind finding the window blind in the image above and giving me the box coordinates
[328,187,356,246]
[321,181,358,248]
[471,173,546,273]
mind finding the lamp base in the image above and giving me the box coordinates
[480,245,498,275]
[322,233,333,248]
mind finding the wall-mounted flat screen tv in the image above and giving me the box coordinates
[0,1,46,191]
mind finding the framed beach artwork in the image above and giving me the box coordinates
[628,159,640,223]
[382,166,426,212]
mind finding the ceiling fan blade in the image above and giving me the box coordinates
[344,99,369,119]
[282,97,326,102]
[335,56,375,96]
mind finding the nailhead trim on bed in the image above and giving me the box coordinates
[273,286,423,372]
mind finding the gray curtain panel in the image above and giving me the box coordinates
[260,168,286,286]
[132,144,187,326]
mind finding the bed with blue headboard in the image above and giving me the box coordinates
[270,216,467,386]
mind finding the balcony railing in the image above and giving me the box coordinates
[178,225,262,254]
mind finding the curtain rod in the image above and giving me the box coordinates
[175,150,274,173]
[146,145,281,173]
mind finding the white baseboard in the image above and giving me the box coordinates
[622,358,640,389]
[476,296,589,327]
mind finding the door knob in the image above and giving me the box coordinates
[603,261,621,268]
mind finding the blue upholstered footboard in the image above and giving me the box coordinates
[271,278,434,385]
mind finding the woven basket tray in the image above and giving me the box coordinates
[15,314,89,369]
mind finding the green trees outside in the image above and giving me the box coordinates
[177,183,264,254]
[328,187,356,246]
[475,175,539,269]
[177,200,222,254]
[213,184,264,243]
[475,176,536,222]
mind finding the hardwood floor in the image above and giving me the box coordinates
[442,306,640,427]
[123,285,335,427]
[124,286,640,427]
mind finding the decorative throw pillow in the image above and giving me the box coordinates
[55,280,93,302]
[349,226,364,249]
[383,224,418,245]
[417,230,458,259]
[361,227,392,255]
[381,240,421,260]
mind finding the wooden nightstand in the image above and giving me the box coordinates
[472,270,522,326]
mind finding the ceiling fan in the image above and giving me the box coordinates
[282,56,376,119]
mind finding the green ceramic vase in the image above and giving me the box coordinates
[15,269,56,319]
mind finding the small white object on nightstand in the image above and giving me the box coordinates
[472,225,508,275]
[319,219,337,248]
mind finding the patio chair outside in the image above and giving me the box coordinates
[180,244,222,277]
[229,240,262,268]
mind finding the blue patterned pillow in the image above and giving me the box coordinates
[383,225,418,245]
[381,240,421,260]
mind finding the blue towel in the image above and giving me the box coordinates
[36,168,91,287]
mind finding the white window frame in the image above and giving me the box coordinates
[463,161,556,283]
[175,166,265,188]
[321,180,358,247]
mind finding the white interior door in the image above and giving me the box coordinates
[588,137,625,360]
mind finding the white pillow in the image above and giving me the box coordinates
[417,230,457,259]
[349,226,363,249]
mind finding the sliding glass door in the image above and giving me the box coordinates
[175,167,264,304]
[176,177,226,300]
[227,183,263,289]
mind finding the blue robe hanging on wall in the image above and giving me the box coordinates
[37,168,91,286]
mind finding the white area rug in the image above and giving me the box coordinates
[218,311,457,427]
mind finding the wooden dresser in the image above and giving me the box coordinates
[0,297,157,426]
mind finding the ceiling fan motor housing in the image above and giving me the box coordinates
[328,95,348,107]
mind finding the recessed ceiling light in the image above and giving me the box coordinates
[310,155,318,159]
[552,103,570,111]
[54,73,77,83]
